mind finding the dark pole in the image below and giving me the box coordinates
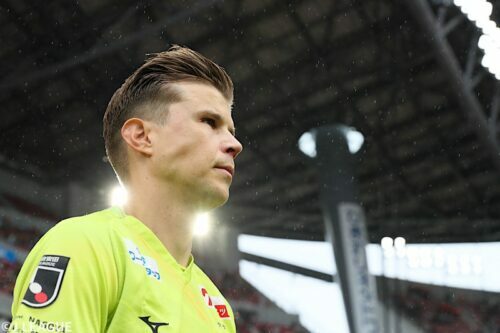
[313,125,381,333]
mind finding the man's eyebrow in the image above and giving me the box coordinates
[199,110,236,136]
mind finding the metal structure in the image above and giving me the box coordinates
[406,0,500,170]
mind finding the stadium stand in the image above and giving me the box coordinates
[392,281,500,333]
[0,258,20,296]
[0,217,40,251]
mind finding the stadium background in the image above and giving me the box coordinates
[1,0,500,332]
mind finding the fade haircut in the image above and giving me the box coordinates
[103,45,233,184]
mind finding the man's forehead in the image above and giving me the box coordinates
[169,81,229,102]
[170,81,232,108]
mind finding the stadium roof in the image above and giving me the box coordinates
[1,0,500,243]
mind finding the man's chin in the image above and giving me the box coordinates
[199,186,230,210]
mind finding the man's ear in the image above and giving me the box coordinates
[121,118,153,156]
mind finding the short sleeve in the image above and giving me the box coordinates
[8,219,119,333]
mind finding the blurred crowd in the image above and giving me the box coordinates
[211,270,271,305]
[0,258,20,295]
[0,217,40,250]
[394,284,500,333]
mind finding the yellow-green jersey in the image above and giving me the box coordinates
[8,207,236,333]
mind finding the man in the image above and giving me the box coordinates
[9,45,243,332]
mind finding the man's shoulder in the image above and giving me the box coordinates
[45,207,121,245]
[21,207,127,271]
[55,207,118,231]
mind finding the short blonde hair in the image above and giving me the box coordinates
[103,45,233,183]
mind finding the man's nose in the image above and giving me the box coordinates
[224,135,243,159]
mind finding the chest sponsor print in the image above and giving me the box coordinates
[200,286,231,319]
[124,239,161,281]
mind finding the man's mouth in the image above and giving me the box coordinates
[214,165,234,177]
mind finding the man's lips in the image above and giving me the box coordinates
[214,165,234,177]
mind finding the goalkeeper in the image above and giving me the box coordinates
[9,45,242,333]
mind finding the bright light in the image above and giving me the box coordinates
[298,131,317,158]
[193,213,212,237]
[433,247,445,268]
[453,0,500,80]
[345,128,365,154]
[478,35,491,50]
[381,237,393,250]
[394,237,406,249]
[238,234,337,275]
[394,237,406,258]
[239,234,500,292]
[298,126,364,157]
[110,185,128,207]
[472,256,483,275]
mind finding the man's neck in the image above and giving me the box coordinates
[123,181,196,268]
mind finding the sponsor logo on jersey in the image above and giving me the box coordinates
[199,286,231,319]
[212,296,231,319]
[124,239,161,281]
[22,255,70,308]
[139,316,169,333]
[201,287,213,306]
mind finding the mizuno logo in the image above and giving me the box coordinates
[139,316,169,333]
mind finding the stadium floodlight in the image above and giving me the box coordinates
[193,213,211,237]
[394,237,406,250]
[462,1,492,23]
[110,185,128,207]
[298,130,317,158]
[394,236,406,258]
[478,34,491,50]
[380,237,393,250]
[345,128,364,154]
[481,53,493,69]
[298,126,365,157]
[453,0,500,80]
[477,18,496,33]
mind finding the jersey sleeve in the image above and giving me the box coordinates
[8,219,120,333]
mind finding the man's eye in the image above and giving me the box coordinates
[202,118,216,127]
